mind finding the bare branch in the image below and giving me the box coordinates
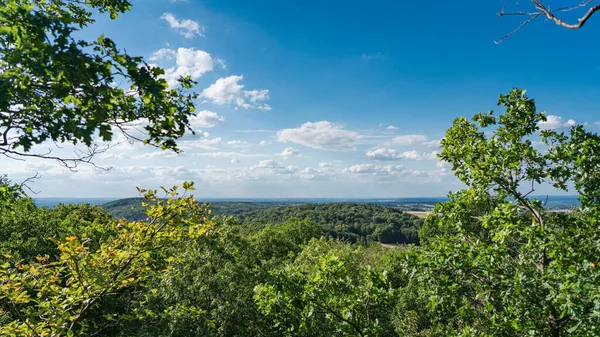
[495,12,542,43]
[0,143,114,171]
[497,1,600,42]
[532,0,600,29]
[19,173,42,195]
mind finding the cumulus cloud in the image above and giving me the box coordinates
[387,125,399,130]
[150,48,222,87]
[538,115,576,130]
[179,131,221,150]
[201,75,270,110]
[161,12,205,39]
[280,147,299,158]
[277,121,362,152]
[253,160,297,175]
[366,148,438,161]
[344,164,405,175]
[188,110,224,129]
[259,140,272,146]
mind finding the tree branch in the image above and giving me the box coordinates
[496,1,600,42]
[532,0,600,29]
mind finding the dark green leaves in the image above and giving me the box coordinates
[0,0,197,165]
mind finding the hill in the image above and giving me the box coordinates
[101,198,286,221]
[238,203,422,244]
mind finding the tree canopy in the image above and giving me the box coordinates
[0,0,197,167]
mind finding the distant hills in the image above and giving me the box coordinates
[30,195,580,245]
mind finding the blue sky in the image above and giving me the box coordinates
[6,0,600,198]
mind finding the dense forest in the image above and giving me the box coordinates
[3,0,600,336]
[102,199,422,244]
[238,203,421,244]
[101,198,287,221]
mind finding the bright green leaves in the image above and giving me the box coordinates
[0,182,213,336]
[413,89,600,336]
[0,0,197,164]
[254,239,395,337]
[440,89,548,199]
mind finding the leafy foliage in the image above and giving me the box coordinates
[2,89,599,337]
[406,89,600,336]
[255,239,397,337]
[239,203,422,244]
[0,182,214,336]
[0,0,197,164]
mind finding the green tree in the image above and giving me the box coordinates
[408,89,600,336]
[0,0,197,166]
[254,239,396,337]
[0,183,214,336]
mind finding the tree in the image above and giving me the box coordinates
[0,182,214,336]
[0,0,198,167]
[254,239,396,337]
[496,1,600,42]
[408,89,600,336]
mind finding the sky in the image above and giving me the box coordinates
[4,0,600,198]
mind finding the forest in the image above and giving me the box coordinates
[2,0,600,336]
[102,199,422,244]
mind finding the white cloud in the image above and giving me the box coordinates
[99,152,127,160]
[259,140,272,146]
[386,125,399,130]
[391,134,440,148]
[366,148,438,161]
[179,131,221,150]
[253,160,297,175]
[342,164,444,182]
[366,149,400,160]
[201,75,270,110]
[189,110,224,129]
[392,134,428,146]
[344,164,405,175]
[230,158,239,164]
[161,12,205,39]
[399,150,438,161]
[195,151,269,158]
[538,115,576,130]
[227,140,250,147]
[319,163,333,168]
[150,48,220,87]
[133,151,180,159]
[423,139,441,148]
[280,147,299,158]
[436,160,451,173]
[277,121,361,152]
[149,48,176,62]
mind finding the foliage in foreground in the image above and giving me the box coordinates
[0,182,213,336]
[2,89,600,337]
[409,89,600,336]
